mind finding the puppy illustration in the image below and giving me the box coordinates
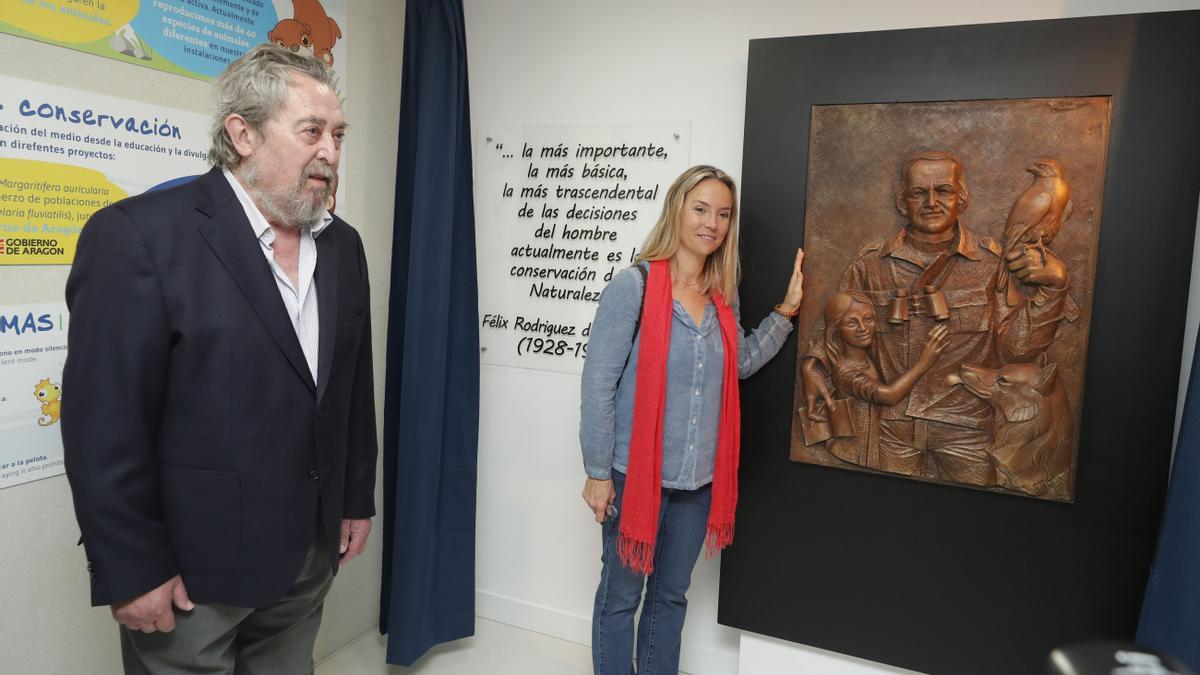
[946,359,1072,498]
[268,0,342,66]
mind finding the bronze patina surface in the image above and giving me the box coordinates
[790,97,1110,502]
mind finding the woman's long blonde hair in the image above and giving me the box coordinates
[636,165,740,300]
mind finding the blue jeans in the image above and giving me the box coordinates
[592,471,712,675]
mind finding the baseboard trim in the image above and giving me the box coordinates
[475,590,593,646]
[475,590,739,675]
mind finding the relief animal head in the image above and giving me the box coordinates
[946,361,1057,423]
[1027,158,1065,178]
[947,358,1072,497]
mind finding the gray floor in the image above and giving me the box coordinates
[316,617,593,675]
[316,618,693,675]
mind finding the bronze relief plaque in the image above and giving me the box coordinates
[789,97,1110,502]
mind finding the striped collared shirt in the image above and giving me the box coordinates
[223,168,332,382]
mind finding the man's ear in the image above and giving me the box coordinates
[895,192,907,216]
[223,114,260,160]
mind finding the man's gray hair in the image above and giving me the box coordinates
[208,44,340,170]
[896,150,971,210]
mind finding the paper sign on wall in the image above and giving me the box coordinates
[1,0,347,82]
[0,302,68,489]
[0,74,212,265]
[475,124,691,375]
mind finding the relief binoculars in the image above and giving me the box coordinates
[886,285,950,324]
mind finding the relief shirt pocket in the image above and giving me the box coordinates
[945,289,990,334]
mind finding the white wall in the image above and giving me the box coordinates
[314,0,404,660]
[3,2,1198,674]
[464,1,1200,674]
[0,2,403,672]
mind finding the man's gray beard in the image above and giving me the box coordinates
[241,161,332,230]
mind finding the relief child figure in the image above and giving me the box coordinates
[823,291,948,473]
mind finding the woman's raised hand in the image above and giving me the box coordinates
[778,248,805,315]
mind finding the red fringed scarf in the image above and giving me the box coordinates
[618,260,741,575]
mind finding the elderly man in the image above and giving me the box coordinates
[62,44,377,673]
[802,151,1073,487]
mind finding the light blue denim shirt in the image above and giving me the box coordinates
[579,263,794,490]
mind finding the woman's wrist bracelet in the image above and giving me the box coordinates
[774,303,799,318]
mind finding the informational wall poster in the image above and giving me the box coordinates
[475,124,690,375]
[0,302,68,489]
[0,75,212,264]
[1,0,347,81]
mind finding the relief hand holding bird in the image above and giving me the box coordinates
[999,159,1073,306]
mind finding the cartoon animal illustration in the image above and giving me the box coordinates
[998,158,1073,306]
[946,359,1073,498]
[33,378,61,427]
[109,24,152,61]
[268,0,342,66]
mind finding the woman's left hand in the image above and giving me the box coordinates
[778,248,805,315]
[582,477,616,523]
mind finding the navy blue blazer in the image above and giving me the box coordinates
[62,167,378,608]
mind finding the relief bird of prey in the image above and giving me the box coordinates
[998,158,1074,306]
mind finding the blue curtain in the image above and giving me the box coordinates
[1137,333,1200,670]
[378,0,479,666]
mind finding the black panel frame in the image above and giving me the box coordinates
[721,12,1200,675]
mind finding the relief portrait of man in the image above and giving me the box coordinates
[790,98,1111,502]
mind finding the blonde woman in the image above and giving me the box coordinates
[579,165,805,675]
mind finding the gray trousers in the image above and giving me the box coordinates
[120,541,333,675]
